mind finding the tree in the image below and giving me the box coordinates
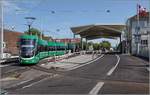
[100,41,111,50]
[24,28,52,41]
[25,28,41,37]
[93,43,100,50]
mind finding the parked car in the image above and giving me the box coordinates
[3,52,11,59]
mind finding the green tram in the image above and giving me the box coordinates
[18,34,72,65]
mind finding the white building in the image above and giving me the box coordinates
[126,12,149,59]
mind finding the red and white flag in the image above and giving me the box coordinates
[138,4,147,17]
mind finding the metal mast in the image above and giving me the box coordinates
[0,0,3,60]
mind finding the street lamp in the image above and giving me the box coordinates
[24,17,36,35]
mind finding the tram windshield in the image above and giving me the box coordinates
[20,39,36,45]
[20,39,36,58]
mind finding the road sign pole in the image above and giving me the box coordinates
[0,0,3,60]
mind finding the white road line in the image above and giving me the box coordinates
[0,63,17,68]
[107,54,120,76]
[7,79,34,88]
[89,82,104,95]
[16,79,33,85]
[147,67,150,72]
[0,64,9,68]
[67,54,104,71]
[22,77,50,89]
[0,77,17,81]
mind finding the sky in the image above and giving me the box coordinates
[2,0,150,47]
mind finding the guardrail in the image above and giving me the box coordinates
[0,56,19,64]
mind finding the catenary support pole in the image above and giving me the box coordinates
[0,0,3,60]
[73,34,75,53]
[120,35,122,53]
[149,0,150,63]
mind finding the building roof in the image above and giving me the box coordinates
[71,24,125,40]
[3,29,23,55]
[4,29,23,43]
[128,12,150,21]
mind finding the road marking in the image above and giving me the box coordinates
[89,82,104,95]
[22,77,50,89]
[147,67,150,72]
[0,63,17,68]
[0,64,9,68]
[7,79,34,89]
[107,54,120,76]
[0,77,17,81]
[67,54,104,71]
[16,79,33,85]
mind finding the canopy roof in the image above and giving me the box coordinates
[71,24,125,40]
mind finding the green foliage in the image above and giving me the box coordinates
[93,43,100,50]
[24,28,52,41]
[74,40,111,50]
[25,28,41,37]
[100,41,111,50]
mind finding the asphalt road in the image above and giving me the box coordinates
[0,62,28,78]
[2,54,149,94]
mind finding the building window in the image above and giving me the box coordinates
[141,40,148,46]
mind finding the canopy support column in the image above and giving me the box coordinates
[80,37,83,51]
[73,34,76,53]
[120,35,122,53]
[85,38,88,51]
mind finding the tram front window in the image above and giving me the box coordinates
[20,39,36,45]
[21,46,35,58]
[20,39,36,58]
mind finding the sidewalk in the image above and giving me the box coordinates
[40,54,99,71]
[121,54,150,72]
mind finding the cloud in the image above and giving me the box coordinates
[2,0,21,14]
[2,0,44,14]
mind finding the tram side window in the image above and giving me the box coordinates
[37,45,40,52]
[57,46,60,50]
[48,46,51,51]
[38,45,46,52]
[50,46,53,51]
[59,46,61,50]
[49,46,52,51]
[45,46,48,51]
[52,46,54,51]
[48,46,54,51]
[56,46,58,50]
[60,46,63,50]
[39,45,43,52]
[40,46,43,52]
[44,46,48,51]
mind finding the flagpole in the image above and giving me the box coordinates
[136,3,140,55]
[137,4,140,27]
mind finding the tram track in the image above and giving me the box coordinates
[1,53,91,78]
[1,60,61,79]
[4,64,148,92]
[2,54,149,94]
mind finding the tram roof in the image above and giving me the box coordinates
[19,34,38,40]
[48,42,66,46]
[38,39,48,45]
[71,24,125,40]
